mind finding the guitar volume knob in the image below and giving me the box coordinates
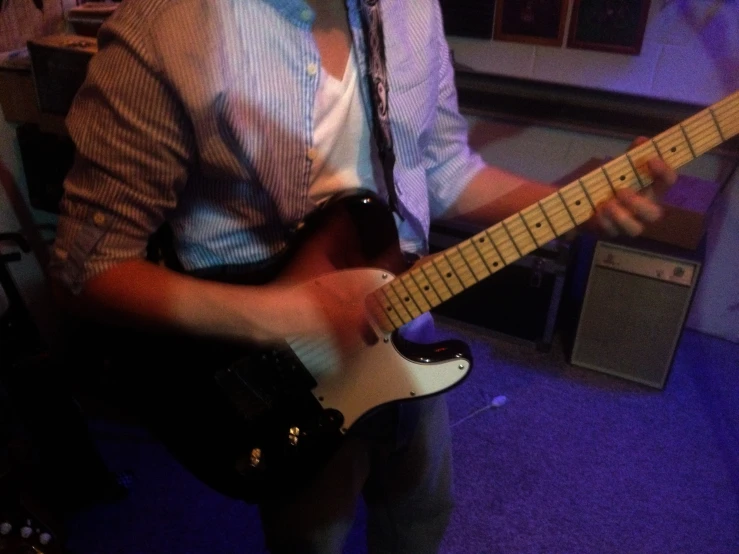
[250,447,262,467]
[288,426,300,446]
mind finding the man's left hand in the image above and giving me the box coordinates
[594,136,678,237]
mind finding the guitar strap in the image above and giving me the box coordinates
[355,0,405,221]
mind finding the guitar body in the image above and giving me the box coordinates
[116,192,472,504]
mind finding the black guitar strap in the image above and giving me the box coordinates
[355,0,405,221]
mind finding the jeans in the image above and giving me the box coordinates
[258,314,454,554]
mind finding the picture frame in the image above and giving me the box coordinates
[493,0,569,47]
[567,0,652,55]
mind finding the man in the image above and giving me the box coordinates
[49,0,676,552]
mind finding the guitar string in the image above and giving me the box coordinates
[477,101,739,256]
[386,109,734,323]
[373,99,739,326]
[410,97,739,296]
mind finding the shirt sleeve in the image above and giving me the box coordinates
[422,2,486,221]
[49,6,194,294]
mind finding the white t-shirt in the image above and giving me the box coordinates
[308,47,381,206]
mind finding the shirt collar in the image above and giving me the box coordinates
[258,0,362,30]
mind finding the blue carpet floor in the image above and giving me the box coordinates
[63,326,739,554]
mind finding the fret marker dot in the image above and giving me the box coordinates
[535,222,541,228]
[493,262,499,267]
[575,200,582,206]
[479,237,485,243]
[424,286,430,291]
[446,272,452,278]
[671,147,677,153]
[387,307,393,312]
[404,297,410,302]
[620,175,626,181]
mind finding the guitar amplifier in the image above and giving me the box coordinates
[570,237,703,389]
[428,221,572,352]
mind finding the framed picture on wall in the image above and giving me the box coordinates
[493,0,569,47]
[567,0,652,55]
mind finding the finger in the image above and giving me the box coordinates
[647,158,677,196]
[615,189,663,223]
[595,210,620,237]
[641,186,658,203]
[629,136,650,150]
[601,201,644,237]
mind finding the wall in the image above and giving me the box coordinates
[449,0,739,342]
[448,0,739,106]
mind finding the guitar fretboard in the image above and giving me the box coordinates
[366,90,739,334]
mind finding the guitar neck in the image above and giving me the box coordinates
[366,90,739,334]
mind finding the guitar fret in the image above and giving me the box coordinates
[420,263,450,301]
[377,289,405,329]
[501,221,523,257]
[451,247,478,285]
[386,284,413,324]
[445,251,472,288]
[714,101,739,138]
[397,275,425,315]
[518,213,540,248]
[556,191,577,227]
[689,111,725,155]
[367,292,396,331]
[652,137,665,159]
[559,185,593,224]
[625,152,646,189]
[538,200,558,235]
[480,233,504,269]
[432,255,464,295]
[578,172,610,205]
[458,241,490,280]
[654,131,692,167]
[401,273,431,312]
[409,268,440,308]
[484,230,507,267]
[386,282,415,321]
[458,245,481,282]
[522,206,556,245]
[613,160,641,191]
[708,109,725,141]
[578,179,597,210]
[488,227,517,264]
[679,124,697,158]
[470,234,496,274]
[600,167,618,195]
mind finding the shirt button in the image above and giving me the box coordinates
[307,148,317,161]
[300,9,311,22]
[92,212,106,226]
[307,63,318,76]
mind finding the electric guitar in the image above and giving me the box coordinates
[118,91,738,504]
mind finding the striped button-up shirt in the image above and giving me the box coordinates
[50,0,486,293]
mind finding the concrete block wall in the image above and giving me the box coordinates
[450,0,739,342]
[448,0,739,106]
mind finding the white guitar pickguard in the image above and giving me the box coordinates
[286,268,471,431]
